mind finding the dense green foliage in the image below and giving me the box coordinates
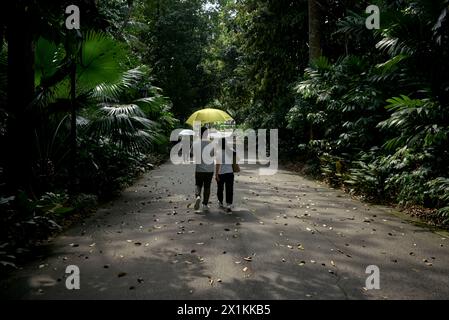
[132,0,217,118]
[0,1,177,269]
[290,1,449,220]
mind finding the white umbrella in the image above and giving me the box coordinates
[209,130,233,139]
[178,129,195,136]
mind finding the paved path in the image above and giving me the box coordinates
[1,163,449,300]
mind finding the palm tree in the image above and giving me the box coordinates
[34,31,172,190]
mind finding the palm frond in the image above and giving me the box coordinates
[35,37,66,86]
[375,54,409,75]
[92,66,146,102]
[86,103,162,153]
[335,10,369,39]
[77,31,127,93]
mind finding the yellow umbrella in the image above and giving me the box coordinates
[186,108,233,126]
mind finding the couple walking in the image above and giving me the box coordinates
[193,127,239,213]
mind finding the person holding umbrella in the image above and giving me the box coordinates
[187,108,234,212]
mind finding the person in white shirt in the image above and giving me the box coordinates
[192,127,215,212]
[215,138,235,213]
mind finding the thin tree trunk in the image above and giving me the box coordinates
[308,0,321,63]
[69,61,78,193]
[0,25,4,54]
[308,0,321,142]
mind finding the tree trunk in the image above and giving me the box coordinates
[0,25,4,54]
[308,0,321,63]
[5,3,35,192]
[69,61,78,193]
[308,0,321,142]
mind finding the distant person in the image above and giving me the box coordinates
[192,127,215,212]
[215,138,238,213]
[183,135,192,164]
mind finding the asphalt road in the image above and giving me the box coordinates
[1,162,449,300]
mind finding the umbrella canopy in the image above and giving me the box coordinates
[208,130,234,139]
[178,129,195,136]
[186,108,233,127]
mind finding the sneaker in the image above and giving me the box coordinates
[202,204,210,212]
[194,196,201,211]
[226,204,233,213]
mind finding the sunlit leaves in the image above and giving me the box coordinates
[77,31,127,93]
[86,103,162,153]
